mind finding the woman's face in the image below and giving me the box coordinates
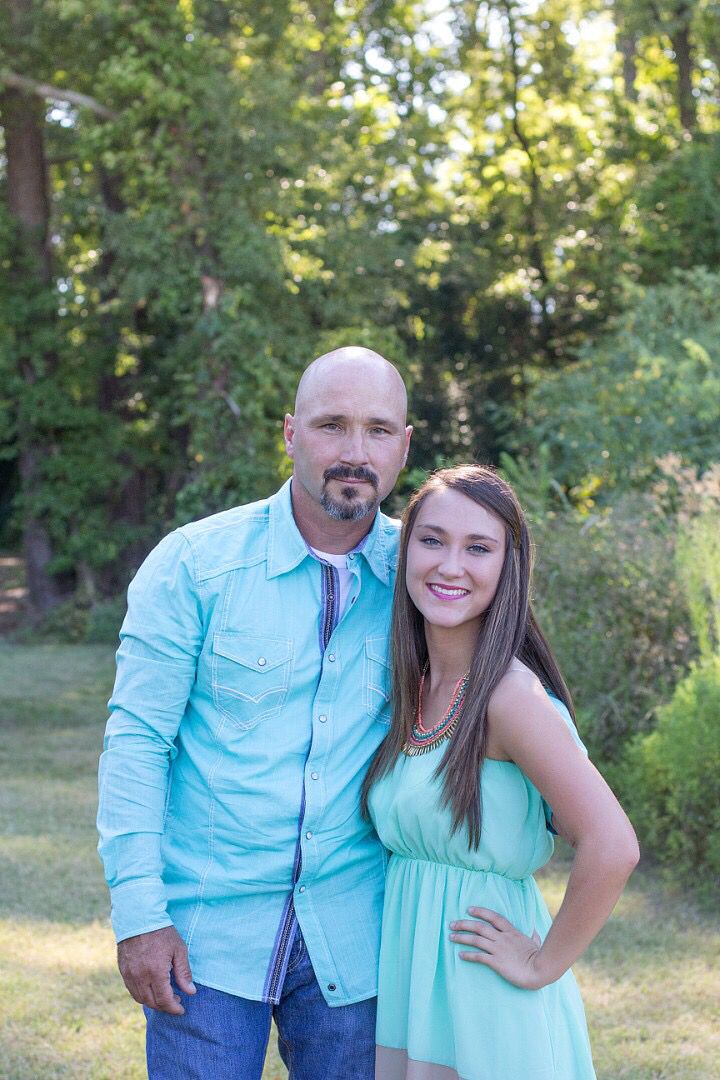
[406,487,507,633]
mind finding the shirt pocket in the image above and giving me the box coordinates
[212,631,293,730]
[364,636,392,725]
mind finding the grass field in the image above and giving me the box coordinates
[0,643,717,1079]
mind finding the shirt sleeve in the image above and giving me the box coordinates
[543,695,588,835]
[96,529,203,942]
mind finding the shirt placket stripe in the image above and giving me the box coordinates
[322,563,340,649]
[262,785,305,1003]
[262,559,340,1003]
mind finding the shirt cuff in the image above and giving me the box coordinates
[109,878,173,943]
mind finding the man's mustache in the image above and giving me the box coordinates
[323,466,379,491]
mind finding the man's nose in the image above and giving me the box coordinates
[339,429,369,464]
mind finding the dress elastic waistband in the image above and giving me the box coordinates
[390,853,530,884]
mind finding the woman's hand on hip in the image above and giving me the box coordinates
[449,907,547,990]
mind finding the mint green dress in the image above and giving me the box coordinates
[368,698,596,1080]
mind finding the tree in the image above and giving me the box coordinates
[0,0,72,612]
[523,269,720,497]
[1,0,719,613]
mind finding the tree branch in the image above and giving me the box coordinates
[0,70,118,120]
[500,0,552,339]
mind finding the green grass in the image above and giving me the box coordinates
[1,643,718,1079]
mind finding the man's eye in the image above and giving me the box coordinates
[322,423,341,431]
[370,427,390,435]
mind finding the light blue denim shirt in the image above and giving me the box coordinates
[97,479,398,1006]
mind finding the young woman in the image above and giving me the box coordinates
[363,465,639,1080]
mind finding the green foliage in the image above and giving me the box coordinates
[84,596,127,644]
[532,495,694,762]
[677,512,720,660]
[524,270,720,499]
[17,597,92,644]
[498,448,570,527]
[15,594,126,645]
[623,656,720,896]
[633,136,720,280]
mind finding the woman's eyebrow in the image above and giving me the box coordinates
[415,522,501,543]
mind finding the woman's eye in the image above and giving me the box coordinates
[419,536,441,546]
[469,544,490,554]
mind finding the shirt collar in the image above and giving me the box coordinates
[266,478,392,585]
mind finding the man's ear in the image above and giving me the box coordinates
[284,414,296,458]
[403,424,413,466]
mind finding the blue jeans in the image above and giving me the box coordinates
[145,931,376,1079]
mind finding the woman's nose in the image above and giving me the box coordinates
[436,548,463,577]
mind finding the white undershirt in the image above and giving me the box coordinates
[311,548,355,619]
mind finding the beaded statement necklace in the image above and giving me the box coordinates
[402,665,469,757]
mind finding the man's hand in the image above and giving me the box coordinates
[117,925,196,1014]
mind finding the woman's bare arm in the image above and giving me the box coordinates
[450,672,639,989]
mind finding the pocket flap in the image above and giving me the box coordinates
[213,631,292,672]
[365,636,391,668]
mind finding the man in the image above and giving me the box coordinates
[97,347,412,1079]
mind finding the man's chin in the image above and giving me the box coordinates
[320,492,379,522]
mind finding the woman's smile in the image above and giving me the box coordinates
[426,583,471,601]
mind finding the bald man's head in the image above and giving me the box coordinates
[284,345,412,526]
[294,347,407,418]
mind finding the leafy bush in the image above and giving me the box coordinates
[20,598,91,644]
[633,136,720,280]
[16,595,125,645]
[532,494,693,763]
[84,596,127,645]
[523,269,720,499]
[623,657,720,897]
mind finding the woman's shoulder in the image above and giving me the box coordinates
[488,659,566,732]
[484,661,546,759]
[487,660,586,756]
[493,658,544,700]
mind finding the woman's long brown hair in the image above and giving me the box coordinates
[361,464,574,849]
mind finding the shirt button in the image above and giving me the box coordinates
[327,983,336,992]
[318,714,328,724]
[298,885,306,893]
[328,653,336,662]
[257,657,267,667]
[311,772,319,780]
[306,831,313,839]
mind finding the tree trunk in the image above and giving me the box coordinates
[671,14,697,132]
[614,4,638,102]
[501,0,553,361]
[0,84,66,614]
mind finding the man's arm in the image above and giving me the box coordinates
[97,530,203,1013]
